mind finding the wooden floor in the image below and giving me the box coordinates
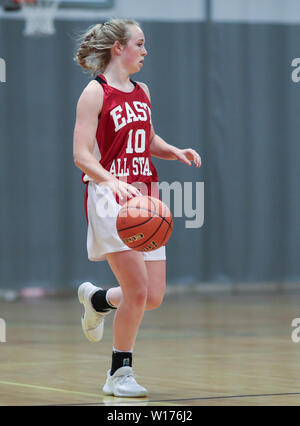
[1,289,300,406]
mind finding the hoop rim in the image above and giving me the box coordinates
[18,0,61,37]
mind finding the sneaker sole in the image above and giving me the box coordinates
[102,387,148,398]
[78,282,93,305]
[78,283,104,343]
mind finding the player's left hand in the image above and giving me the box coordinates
[175,148,202,168]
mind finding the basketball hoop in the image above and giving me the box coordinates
[16,0,60,37]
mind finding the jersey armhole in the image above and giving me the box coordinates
[136,81,151,104]
[93,76,105,119]
[95,76,107,85]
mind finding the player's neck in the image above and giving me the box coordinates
[103,63,132,90]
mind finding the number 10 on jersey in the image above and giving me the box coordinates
[109,129,152,177]
[126,129,146,154]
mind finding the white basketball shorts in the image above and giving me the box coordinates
[86,181,166,262]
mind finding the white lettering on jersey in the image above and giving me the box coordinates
[126,129,134,154]
[110,158,130,177]
[144,103,152,124]
[124,102,139,123]
[133,101,148,121]
[126,129,146,154]
[111,102,151,132]
[110,157,153,177]
[134,129,146,153]
[143,157,152,176]
[132,157,139,176]
[110,105,127,132]
[110,159,116,175]
[132,157,153,177]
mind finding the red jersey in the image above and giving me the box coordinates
[83,74,159,185]
[82,75,159,220]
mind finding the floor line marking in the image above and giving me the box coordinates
[0,380,101,398]
[0,380,179,405]
[33,392,300,406]
[2,381,298,405]
[146,392,300,403]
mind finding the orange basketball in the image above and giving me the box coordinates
[116,196,173,252]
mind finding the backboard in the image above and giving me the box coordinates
[0,0,115,36]
[0,0,114,10]
[60,0,114,8]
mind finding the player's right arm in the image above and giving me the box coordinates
[73,81,112,183]
[73,82,140,200]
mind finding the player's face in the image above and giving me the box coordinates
[122,25,147,73]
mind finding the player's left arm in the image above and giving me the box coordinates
[138,82,201,168]
[149,125,201,167]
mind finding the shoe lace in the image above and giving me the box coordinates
[117,371,137,385]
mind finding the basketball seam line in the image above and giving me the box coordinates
[117,196,173,249]
[161,217,174,246]
[118,207,172,232]
[118,212,172,233]
[117,212,154,232]
[131,215,167,249]
[125,213,173,250]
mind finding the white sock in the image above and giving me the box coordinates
[105,288,116,309]
[113,346,133,353]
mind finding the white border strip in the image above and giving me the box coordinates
[212,0,300,24]
[0,0,206,22]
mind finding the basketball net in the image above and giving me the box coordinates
[18,0,60,37]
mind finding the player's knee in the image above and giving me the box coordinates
[146,292,164,311]
[129,286,148,309]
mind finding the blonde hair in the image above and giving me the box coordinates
[74,18,140,75]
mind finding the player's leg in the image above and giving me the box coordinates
[78,181,136,343]
[101,246,166,311]
[102,258,165,396]
[144,259,166,310]
[106,250,148,351]
[98,259,166,311]
[102,249,149,397]
[84,252,165,397]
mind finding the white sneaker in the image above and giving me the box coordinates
[78,282,111,343]
[102,367,148,397]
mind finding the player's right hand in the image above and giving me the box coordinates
[105,179,142,202]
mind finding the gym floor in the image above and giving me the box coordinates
[0,289,300,406]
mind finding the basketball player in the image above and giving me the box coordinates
[73,19,201,397]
